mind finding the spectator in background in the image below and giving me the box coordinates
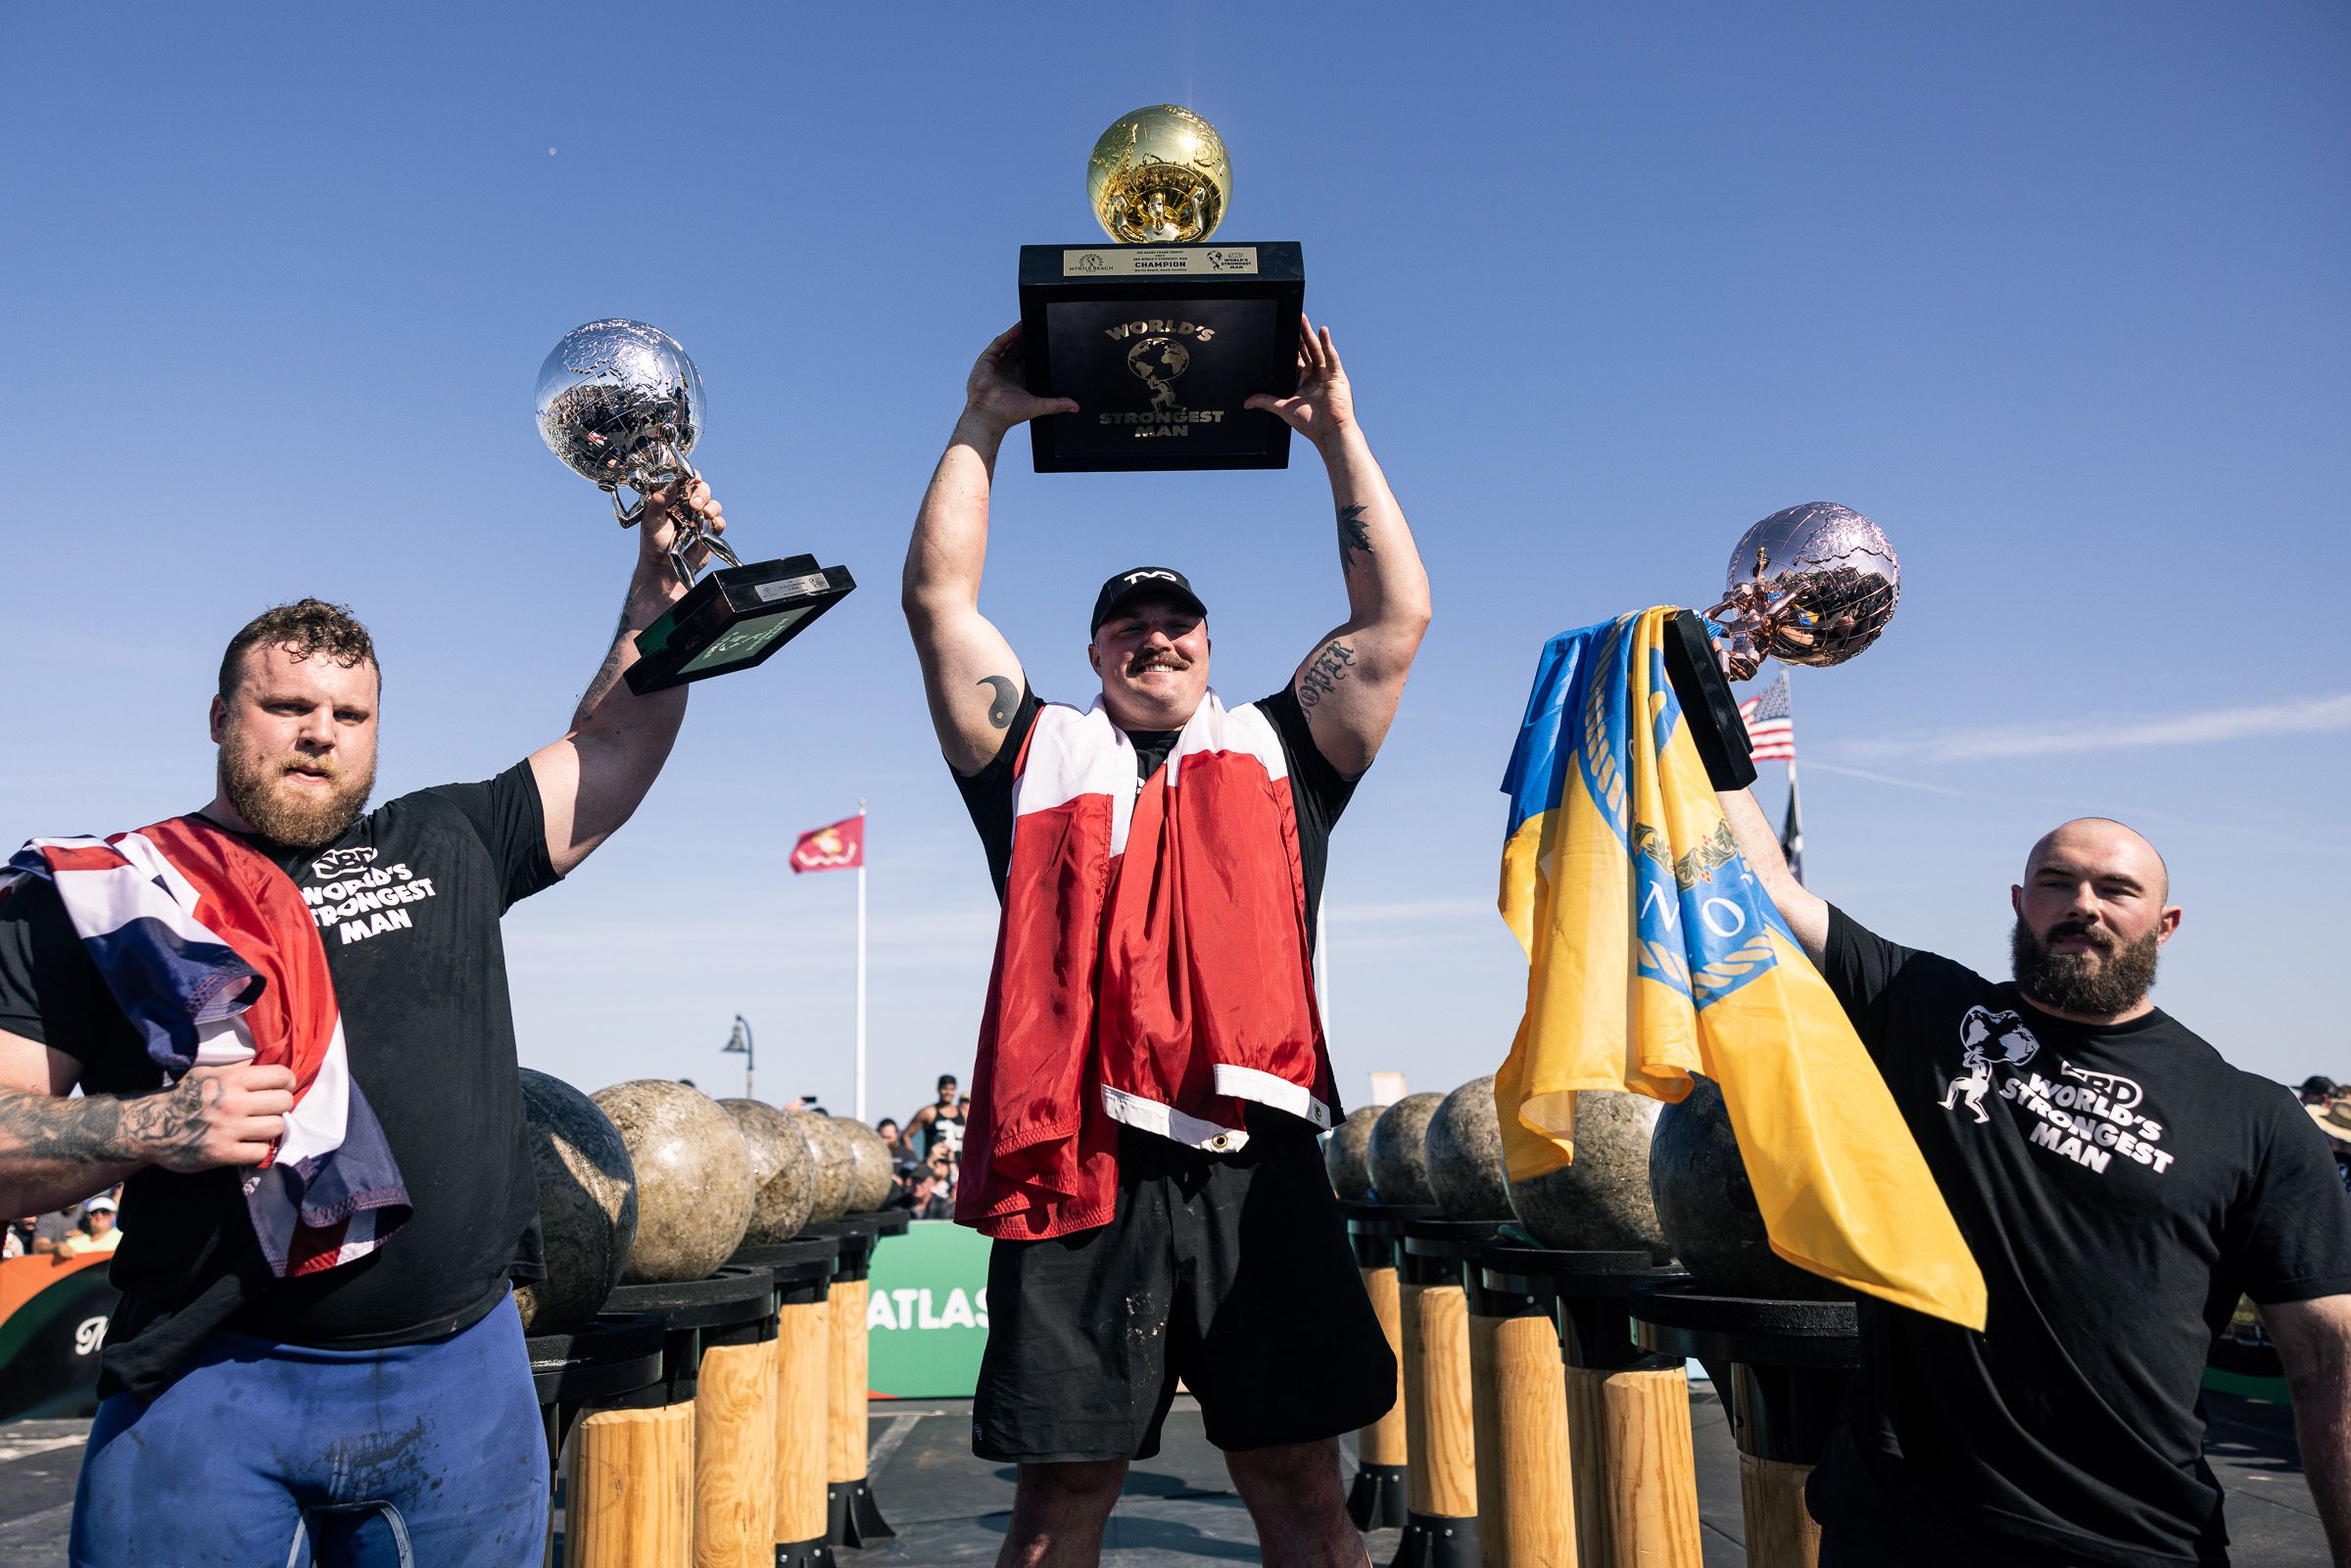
[889,1165,952,1221]
[2299,1075,2338,1108]
[906,1074,967,1168]
[876,1117,904,1158]
[64,1196,120,1255]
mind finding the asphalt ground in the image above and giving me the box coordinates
[0,1387,2326,1564]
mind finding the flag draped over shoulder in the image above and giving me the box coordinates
[1496,607,1985,1330]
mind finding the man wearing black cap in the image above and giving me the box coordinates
[904,319,1429,1568]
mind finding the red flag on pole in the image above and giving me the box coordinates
[790,815,864,874]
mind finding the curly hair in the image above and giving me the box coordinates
[216,599,380,700]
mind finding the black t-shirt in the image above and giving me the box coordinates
[953,685,1358,945]
[0,763,560,1400]
[1807,908,2351,1566]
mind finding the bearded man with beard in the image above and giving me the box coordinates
[0,482,724,1566]
[1717,799,2351,1568]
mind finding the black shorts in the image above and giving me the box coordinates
[971,1113,1398,1463]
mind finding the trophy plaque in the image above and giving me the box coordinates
[1019,105,1304,474]
[534,320,856,695]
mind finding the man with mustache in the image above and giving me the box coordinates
[0,482,725,1565]
[1718,799,2351,1567]
[905,319,1429,1568]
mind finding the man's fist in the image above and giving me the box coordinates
[963,323,1080,436]
[122,1063,297,1174]
[636,476,727,577]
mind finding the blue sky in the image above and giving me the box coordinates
[2,3,2344,1119]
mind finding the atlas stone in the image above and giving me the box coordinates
[1650,1074,1847,1300]
[1325,1106,1381,1201]
[591,1079,756,1284]
[836,1117,898,1214]
[1367,1092,1446,1206]
[787,1108,854,1222]
[1425,1075,1512,1221]
[514,1069,640,1334]
[721,1098,818,1245]
[1507,1089,1672,1259]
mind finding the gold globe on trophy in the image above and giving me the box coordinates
[1087,105,1231,245]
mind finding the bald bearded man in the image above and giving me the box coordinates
[1718,803,2351,1567]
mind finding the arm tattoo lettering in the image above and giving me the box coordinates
[976,676,1019,729]
[1337,503,1373,568]
[1297,641,1357,712]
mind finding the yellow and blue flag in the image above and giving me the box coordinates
[1496,607,1986,1329]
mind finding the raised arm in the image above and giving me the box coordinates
[529,480,723,878]
[1719,785,1830,966]
[0,1028,294,1217]
[902,325,1077,776]
[1248,318,1431,778]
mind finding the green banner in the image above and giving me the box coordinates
[866,1218,992,1399]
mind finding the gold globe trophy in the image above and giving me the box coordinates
[1087,105,1230,243]
[1019,105,1304,474]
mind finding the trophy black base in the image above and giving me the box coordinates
[1018,241,1304,473]
[824,1478,895,1546]
[625,555,855,694]
[775,1536,837,1568]
[1345,1462,1409,1531]
[1388,1510,1478,1568]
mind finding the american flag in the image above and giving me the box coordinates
[1739,672,1796,762]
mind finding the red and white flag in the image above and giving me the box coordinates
[791,814,864,874]
[1739,673,1797,762]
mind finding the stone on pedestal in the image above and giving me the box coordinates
[1650,1074,1846,1299]
[1367,1092,1446,1206]
[1506,1089,1671,1259]
[1325,1105,1382,1200]
[836,1117,897,1213]
[514,1069,640,1333]
[787,1108,854,1222]
[1425,1074,1512,1221]
[591,1079,755,1284]
[720,1098,818,1245]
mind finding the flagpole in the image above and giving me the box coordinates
[854,799,868,1125]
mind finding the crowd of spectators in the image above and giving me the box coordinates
[3,1187,123,1259]
[879,1073,965,1218]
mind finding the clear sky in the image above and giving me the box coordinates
[3,3,2344,1121]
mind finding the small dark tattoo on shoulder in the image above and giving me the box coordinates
[1298,641,1356,711]
[1338,503,1373,566]
[977,676,1019,728]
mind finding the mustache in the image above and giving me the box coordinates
[1124,649,1193,675]
[2044,919,2117,952]
[277,756,340,780]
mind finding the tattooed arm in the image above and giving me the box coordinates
[1246,316,1432,776]
[905,325,1072,775]
[0,1028,295,1215]
[529,479,723,878]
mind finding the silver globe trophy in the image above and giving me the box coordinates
[1657,501,1901,789]
[1705,501,1900,683]
[535,319,854,694]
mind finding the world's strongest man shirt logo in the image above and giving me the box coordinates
[1099,317,1226,441]
[1939,1004,2177,1177]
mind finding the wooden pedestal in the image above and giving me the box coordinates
[694,1336,778,1568]
[568,1400,695,1568]
[1468,1311,1575,1568]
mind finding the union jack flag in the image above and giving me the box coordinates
[1739,672,1796,762]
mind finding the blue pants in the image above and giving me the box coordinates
[71,1295,547,1568]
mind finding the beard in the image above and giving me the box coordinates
[2011,917,2160,1018]
[219,747,375,850]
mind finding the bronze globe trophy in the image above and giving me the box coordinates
[1018,106,1305,473]
[535,320,855,694]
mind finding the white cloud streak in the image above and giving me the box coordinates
[1842,693,2351,764]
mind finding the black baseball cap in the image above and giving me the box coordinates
[1090,567,1208,636]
